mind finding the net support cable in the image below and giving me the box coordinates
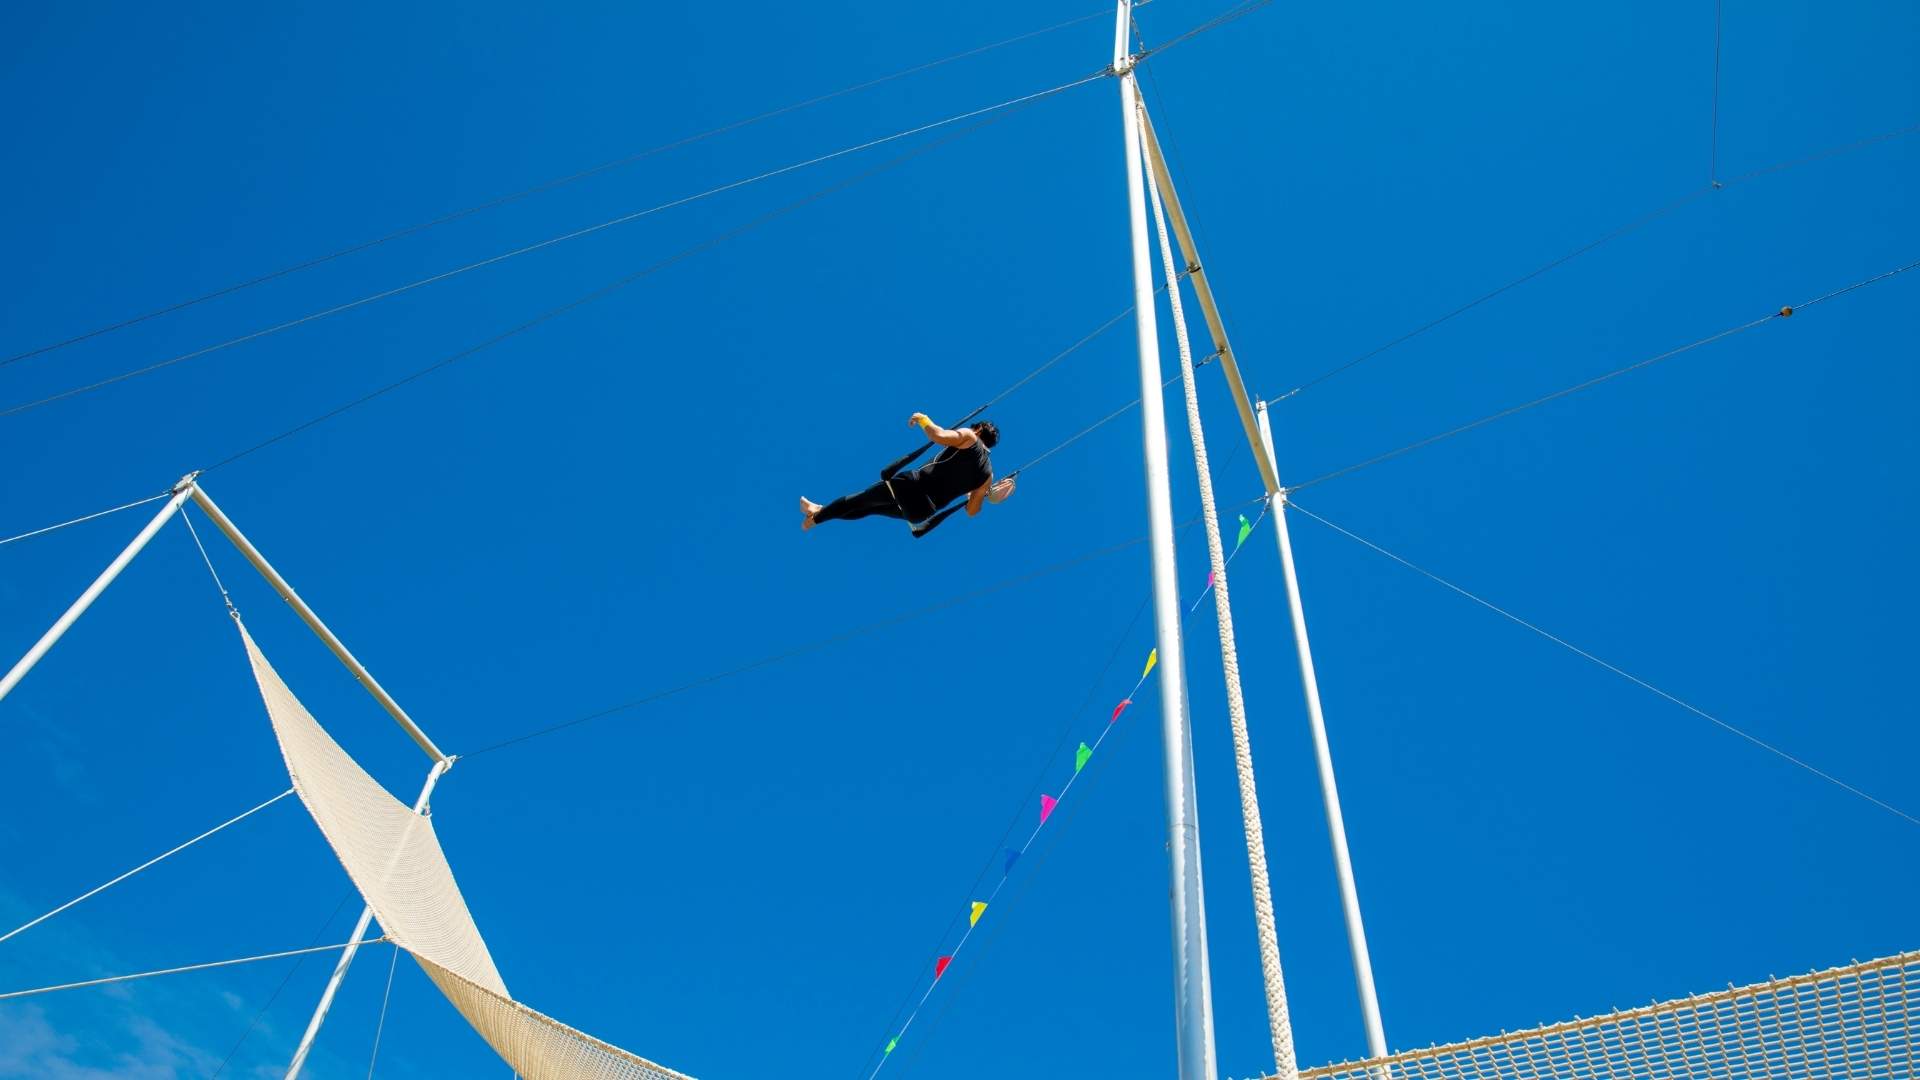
[1288,500,1920,830]
[0,788,296,947]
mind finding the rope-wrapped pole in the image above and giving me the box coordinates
[1140,96,1298,1080]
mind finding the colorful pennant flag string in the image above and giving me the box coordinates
[864,505,1271,1079]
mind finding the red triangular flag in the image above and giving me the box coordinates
[1040,794,1058,823]
[935,955,952,979]
[1111,699,1132,724]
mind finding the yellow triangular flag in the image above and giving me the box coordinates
[1142,648,1158,679]
[970,901,987,927]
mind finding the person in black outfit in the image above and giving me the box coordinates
[802,414,1016,534]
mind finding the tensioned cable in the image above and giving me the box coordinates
[1711,0,1724,186]
[0,492,167,548]
[0,937,385,1002]
[366,942,401,1079]
[1273,188,1714,403]
[0,7,1114,370]
[199,91,1070,474]
[1,73,1106,422]
[1273,118,1920,403]
[1287,258,1920,493]
[0,789,295,946]
[469,490,1266,761]
[180,507,237,614]
[1136,0,1274,62]
[210,890,359,1080]
[1287,500,1920,828]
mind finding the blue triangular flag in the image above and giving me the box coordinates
[1004,849,1021,876]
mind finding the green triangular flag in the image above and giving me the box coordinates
[1235,513,1253,551]
[885,1037,898,1055]
[1074,742,1092,773]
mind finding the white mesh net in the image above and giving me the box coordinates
[1292,951,1919,1080]
[240,622,693,1080]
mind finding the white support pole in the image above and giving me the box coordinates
[0,475,198,706]
[1258,402,1390,1061]
[285,756,449,1080]
[1115,5,1219,1078]
[187,484,445,762]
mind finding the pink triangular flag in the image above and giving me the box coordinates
[1040,794,1058,823]
[1205,570,1216,590]
[1111,699,1132,724]
[935,955,952,979]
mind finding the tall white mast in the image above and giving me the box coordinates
[1114,4,1219,1078]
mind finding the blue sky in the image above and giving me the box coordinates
[1,1,1915,1077]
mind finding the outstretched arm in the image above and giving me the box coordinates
[968,476,1015,515]
[910,412,977,449]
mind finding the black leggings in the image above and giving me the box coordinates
[814,478,934,525]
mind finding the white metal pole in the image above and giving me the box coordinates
[1115,5,1218,1078]
[285,756,450,1079]
[1257,402,1389,1060]
[0,475,198,706]
[187,484,445,762]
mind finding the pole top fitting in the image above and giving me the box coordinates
[172,471,202,494]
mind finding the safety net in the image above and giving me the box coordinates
[239,621,693,1080]
[1291,950,1919,1080]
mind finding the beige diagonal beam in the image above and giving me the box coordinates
[1136,108,1281,497]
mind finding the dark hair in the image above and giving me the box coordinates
[972,420,999,448]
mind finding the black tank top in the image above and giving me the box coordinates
[909,439,991,510]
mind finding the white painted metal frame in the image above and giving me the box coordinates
[1115,4,1220,1078]
[0,473,450,1076]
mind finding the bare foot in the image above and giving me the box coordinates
[800,496,821,531]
